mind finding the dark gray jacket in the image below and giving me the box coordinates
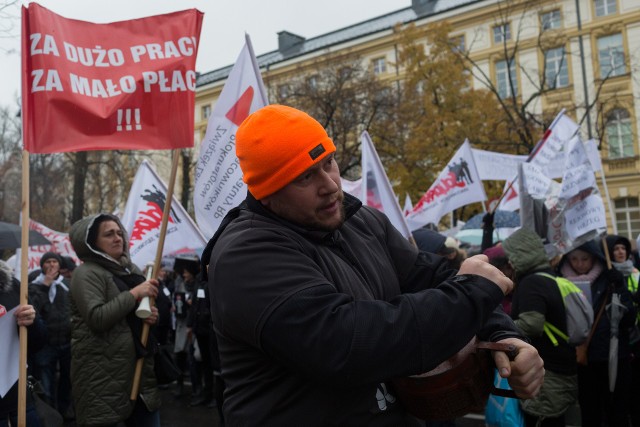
[207,193,523,426]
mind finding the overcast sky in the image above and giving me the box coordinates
[1,0,405,107]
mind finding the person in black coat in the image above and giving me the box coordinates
[28,252,73,417]
[559,239,636,427]
[186,270,214,407]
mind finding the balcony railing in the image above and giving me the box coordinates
[604,155,639,172]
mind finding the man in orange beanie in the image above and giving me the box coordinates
[202,104,543,426]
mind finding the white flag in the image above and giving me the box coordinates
[499,110,580,211]
[340,177,362,199]
[471,148,526,181]
[360,131,412,239]
[519,134,606,257]
[194,34,268,239]
[121,160,207,270]
[407,140,486,230]
[559,134,607,241]
[9,220,79,277]
[403,194,413,216]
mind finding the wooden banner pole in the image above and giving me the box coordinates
[130,150,180,400]
[17,150,30,427]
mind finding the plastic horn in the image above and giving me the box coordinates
[135,263,154,319]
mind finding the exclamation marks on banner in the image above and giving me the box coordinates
[116,108,142,131]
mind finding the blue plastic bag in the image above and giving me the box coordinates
[484,369,524,427]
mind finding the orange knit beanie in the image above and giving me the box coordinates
[236,105,336,199]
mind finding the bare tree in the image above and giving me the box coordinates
[450,0,633,155]
[266,52,396,179]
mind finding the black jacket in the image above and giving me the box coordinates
[187,275,212,337]
[207,193,523,426]
[28,277,71,346]
[559,239,637,362]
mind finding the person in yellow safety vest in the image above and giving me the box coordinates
[607,235,640,427]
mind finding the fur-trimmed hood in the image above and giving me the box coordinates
[0,259,15,293]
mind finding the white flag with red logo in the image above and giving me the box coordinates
[340,177,362,198]
[407,140,486,230]
[121,160,207,270]
[360,131,412,239]
[10,220,79,278]
[498,110,580,211]
[403,194,413,217]
[193,34,268,238]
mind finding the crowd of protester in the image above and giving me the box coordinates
[0,227,224,426]
[0,100,636,426]
[476,212,640,427]
[4,224,640,426]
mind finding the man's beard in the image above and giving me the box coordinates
[311,203,346,232]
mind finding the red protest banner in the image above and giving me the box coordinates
[21,3,203,154]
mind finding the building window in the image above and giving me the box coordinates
[278,84,290,99]
[201,104,211,120]
[496,59,518,98]
[372,57,387,75]
[545,47,569,88]
[307,75,318,89]
[598,33,626,78]
[450,35,465,53]
[595,0,617,17]
[493,23,511,44]
[614,197,640,240]
[541,10,562,30]
[606,108,633,159]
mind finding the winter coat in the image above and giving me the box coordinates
[69,214,160,426]
[503,228,577,416]
[503,228,577,374]
[187,275,212,337]
[206,193,524,426]
[559,239,637,363]
[28,275,71,346]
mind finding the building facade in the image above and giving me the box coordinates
[194,0,640,240]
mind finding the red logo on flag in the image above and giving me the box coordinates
[129,188,178,244]
[505,187,518,201]
[225,86,255,126]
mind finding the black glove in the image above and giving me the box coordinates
[605,268,625,290]
[482,212,495,230]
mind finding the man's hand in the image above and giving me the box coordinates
[43,264,59,286]
[493,338,544,399]
[143,305,159,326]
[458,255,513,295]
[15,304,37,327]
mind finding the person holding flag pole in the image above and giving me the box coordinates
[20,3,203,425]
[202,104,544,425]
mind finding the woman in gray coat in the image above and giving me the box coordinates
[69,213,161,427]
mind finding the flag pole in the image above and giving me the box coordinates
[495,109,578,212]
[598,170,618,235]
[130,149,180,400]
[18,150,30,427]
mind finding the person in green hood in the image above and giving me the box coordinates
[68,213,162,427]
[503,228,578,427]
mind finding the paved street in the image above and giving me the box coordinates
[159,383,222,426]
[59,385,579,427]
[62,382,222,427]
